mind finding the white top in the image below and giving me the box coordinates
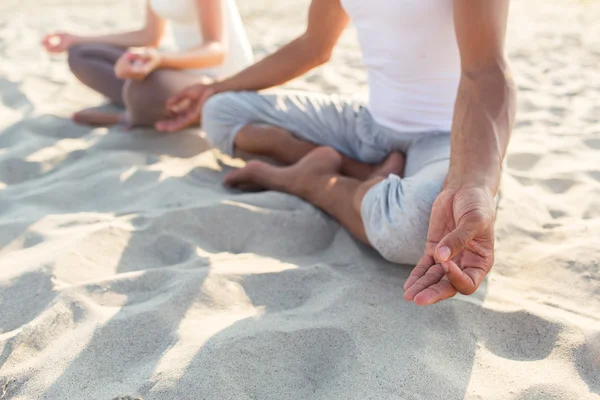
[149,0,254,79]
[341,0,461,133]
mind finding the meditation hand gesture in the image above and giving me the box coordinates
[155,82,216,132]
[42,32,79,53]
[114,48,161,81]
[403,185,496,305]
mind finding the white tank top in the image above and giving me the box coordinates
[341,0,460,133]
[149,0,254,79]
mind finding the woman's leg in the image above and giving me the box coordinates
[68,43,126,105]
[123,70,211,127]
[67,43,128,125]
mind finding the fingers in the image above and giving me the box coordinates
[412,280,458,306]
[403,263,445,301]
[442,261,487,296]
[155,106,200,132]
[166,90,190,111]
[42,34,62,52]
[403,255,434,291]
[435,217,481,262]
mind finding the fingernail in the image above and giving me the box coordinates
[438,246,451,261]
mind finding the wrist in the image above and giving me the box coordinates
[69,34,85,46]
[444,165,501,195]
[210,79,229,94]
[155,51,169,69]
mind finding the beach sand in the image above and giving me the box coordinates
[1,0,599,398]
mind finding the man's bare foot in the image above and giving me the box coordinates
[224,146,343,193]
[72,109,125,126]
[368,151,405,179]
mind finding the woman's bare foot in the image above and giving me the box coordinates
[369,151,406,179]
[72,109,125,126]
[224,147,343,193]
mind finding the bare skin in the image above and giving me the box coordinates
[42,0,227,127]
[233,123,405,180]
[72,109,124,126]
[158,0,516,305]
[224,146,395,243]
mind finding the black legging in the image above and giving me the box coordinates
[67,43,210,126]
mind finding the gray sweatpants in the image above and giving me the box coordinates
[202,91,451,265]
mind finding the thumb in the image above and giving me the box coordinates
[435,217,482,262]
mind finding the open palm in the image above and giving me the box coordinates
[403,186,496,305]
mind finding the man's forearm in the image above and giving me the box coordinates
[446,62,517,194]
[212,35,330,94]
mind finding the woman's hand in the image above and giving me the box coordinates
[42,32,80,53]
[114,48,162,81]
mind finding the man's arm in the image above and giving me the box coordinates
[403,0,516,305]
[213,0,348,93]
[447,0,516,195]
[156,0,348,131]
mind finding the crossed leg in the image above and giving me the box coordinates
[202,92,452,263]
[231,123,405,181]
[225,146,395,243]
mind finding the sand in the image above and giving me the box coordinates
[0,0,599,398]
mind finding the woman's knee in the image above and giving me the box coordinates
[122,77,169,126]
[67,44,90,76]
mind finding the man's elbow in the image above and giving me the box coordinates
[315,48,333,65]
[298,33,334,67]
[462,57,514,86]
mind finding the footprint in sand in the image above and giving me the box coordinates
[112,396,143,400]
[152,234,194,266]
[476,310,562,361]
[587,171,600,183]
[206,327,357,398]
[0,158,43,185]
[507,152,542,171]
[542,178,577,194]
[584,138,600,150]
[574,331,600,394]
[0,271,56,334]
[514,384,581,400]
[549,209,567,219]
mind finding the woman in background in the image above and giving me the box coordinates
[42,0,253,128]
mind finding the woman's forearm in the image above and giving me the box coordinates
[445,62,517,194]
[74,30,161,49]
[158,42,226,70]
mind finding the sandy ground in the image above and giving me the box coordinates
[0,0,599,399]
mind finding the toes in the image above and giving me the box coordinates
[223,161,267,189]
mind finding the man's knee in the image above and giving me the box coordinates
[361,176,441,265]
[202,92,252,154]
[353,177,384,215]
[201,92,241,128]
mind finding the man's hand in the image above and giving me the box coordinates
[403,186,496,306]
[42,32,79,53]
[155,82,216,132]
[114,48,161,81]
